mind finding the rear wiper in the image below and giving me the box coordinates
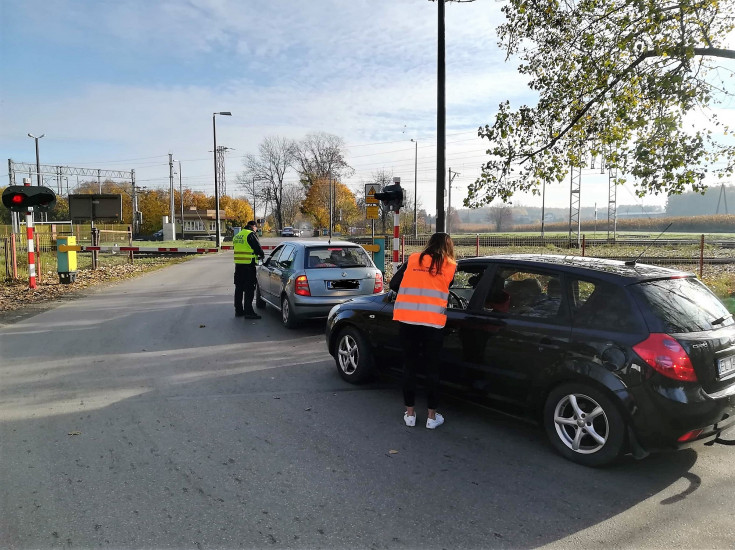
[712,313,733,326]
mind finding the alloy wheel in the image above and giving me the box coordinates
[337,334,359,375]
[552,392,609,455]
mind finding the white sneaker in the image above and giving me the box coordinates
[404,413,416,427]
[426,413,444,429]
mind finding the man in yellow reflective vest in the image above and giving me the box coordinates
[233,220,265,319]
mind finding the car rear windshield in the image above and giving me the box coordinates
[306,246,372,269]
[634,277,734,333]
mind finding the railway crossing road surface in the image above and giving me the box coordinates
[1,252,735,549]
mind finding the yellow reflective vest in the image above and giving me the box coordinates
[233,228,256,265]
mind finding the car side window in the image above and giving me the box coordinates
[448,266,487,310]
[276,245,295,268]
[568,277,639,332]
[283,246,297,267]
[267,246,285,265]
[482,267,564,319]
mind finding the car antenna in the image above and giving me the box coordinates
[624,223,673,266]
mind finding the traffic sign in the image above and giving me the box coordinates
[366,205,379,219]
[365,184,380,205]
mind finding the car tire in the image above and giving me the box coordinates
[281,294,299,329]
[543,382,626,467]
[255,283,266,309]
[335,326,373,384]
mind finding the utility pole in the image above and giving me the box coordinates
[411,138,418,238]
[178,161,183,238]
[448,168,459,235]
[131,170,139,235]
[328,173,333,239]
[431,0,475,233]
[436,0,446,233]
[169,153,175,239]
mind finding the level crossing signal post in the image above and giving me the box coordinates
[374,177,405,275]
[2,178,57,289]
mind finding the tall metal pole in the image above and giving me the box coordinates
[436,0,446,233]
[447,167,452,234]
[169,153,175,240]
[27,133,45,187]
[329,173,333,239]
[212,111,231,247]
[178,161,183,239]
[34,139,41,186]
[411,139,418,237]
[213,115,220,247]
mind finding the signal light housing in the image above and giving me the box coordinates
[374,183,404,213]
[2,185,57,212]
[633,333,698,382]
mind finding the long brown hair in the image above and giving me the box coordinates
[419,232,455,275]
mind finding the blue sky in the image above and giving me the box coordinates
[2,0,732,218]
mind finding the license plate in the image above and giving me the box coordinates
[327,280,359,290]
[718,355,735,378]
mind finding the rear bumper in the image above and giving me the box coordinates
[628,381,735,452]
[293,295,374,319]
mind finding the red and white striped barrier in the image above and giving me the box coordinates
[59,244,278,254]
[26,208,37,289]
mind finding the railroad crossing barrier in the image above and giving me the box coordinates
[55,244,276,254]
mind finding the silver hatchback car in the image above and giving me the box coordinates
[255,240,384,328]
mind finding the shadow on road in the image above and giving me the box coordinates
[1,353,704,549]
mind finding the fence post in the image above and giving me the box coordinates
[10,233,18,279]
[128,225,134,264]
[581,234,586,257]
[476,234,480,257]
[35,233,42,283]
[700,234,705,278]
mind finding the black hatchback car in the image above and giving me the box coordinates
[325,254,735,466]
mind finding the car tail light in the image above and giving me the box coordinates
[633,333,698,382]
[677,429,704,443]
[373,272,383,293]
[295,275,311,296]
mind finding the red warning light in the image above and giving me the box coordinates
[11,194,23,204]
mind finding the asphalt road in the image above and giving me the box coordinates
[1,251,735,549]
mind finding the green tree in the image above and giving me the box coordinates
[468,0,735,207]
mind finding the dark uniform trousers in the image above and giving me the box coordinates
[234,262,257,315]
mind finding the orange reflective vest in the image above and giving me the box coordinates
[393,253,456,329]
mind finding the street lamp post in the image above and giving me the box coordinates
[27,133,45,186]
[411,139,418,237]
[212,111,232,247]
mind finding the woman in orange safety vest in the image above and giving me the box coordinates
[390,232,456,429]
